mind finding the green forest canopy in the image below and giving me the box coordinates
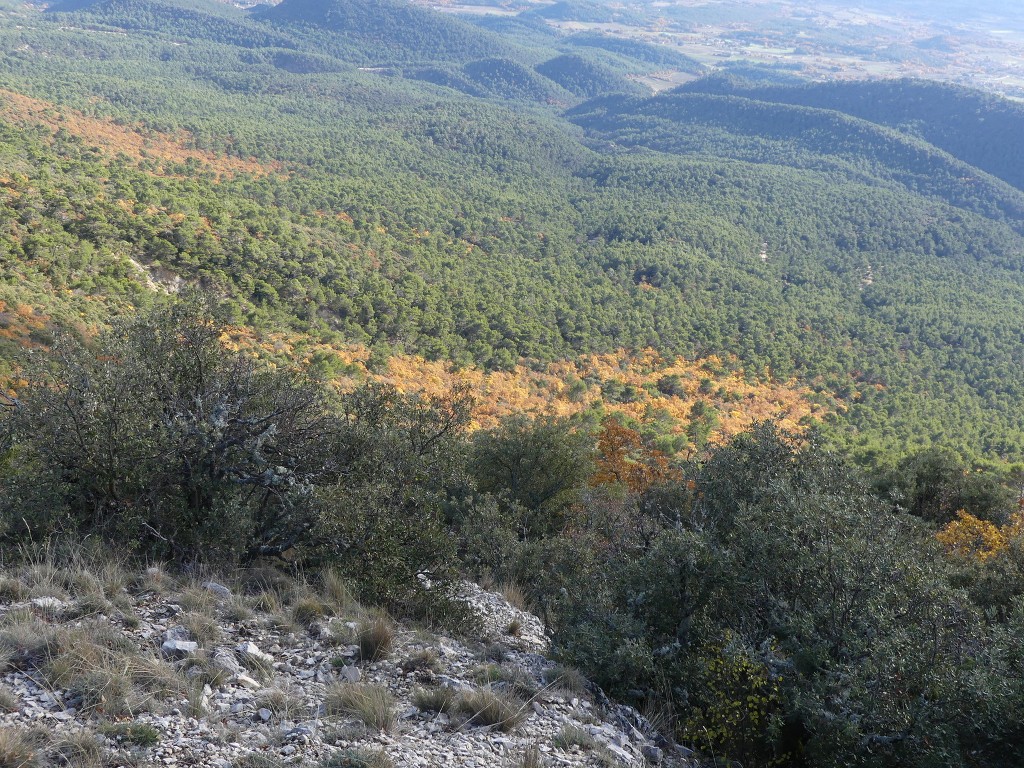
[1,0,1024,465]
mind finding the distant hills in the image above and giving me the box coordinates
[678,76,1024,193]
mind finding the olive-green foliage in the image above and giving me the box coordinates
[551,424,1024,768]
[877,447,1015,525]
[468,415,594,539]
[309,382,473,616]
[1,294,329,562]
[0,298,474,612]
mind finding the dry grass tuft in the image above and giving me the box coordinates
[291,595,329,628]
[553,724,598,750]
[0,578,28,603]
[176,587,216,615]
[357,618,394,662]
[180,612,221,646]
[518,744,544,768]
[499,583,528,611]
[471,664,537,699]
[48,730,103,768]
[479,642,509,663]
[257,687,307,721]
[323,684,396,732]
[0,727,43,768]
[321,748,395,768]
[0,688,18,714]
[411,686,457,714]
[399,649,442,674]
[0,611,58,672]
[238,567,300,604]
[321,570,361,614]
[224,598,255,623]
[135,565,177,595]
[43,622,181,716]
[454,687,528,732]
[234,754,287,768]
[543,664,589,697]
[180,651,230,688]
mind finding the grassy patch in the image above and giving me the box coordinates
[321,748,395,768]
[49,730,104,767]
[0,727,45,768]
[99,722,161,747]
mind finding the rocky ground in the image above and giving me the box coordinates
[0,561,696,768]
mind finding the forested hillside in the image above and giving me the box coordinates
[2,0,1024,466]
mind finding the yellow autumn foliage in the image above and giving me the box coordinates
[936,509,1024,562]
[220,329,833,455]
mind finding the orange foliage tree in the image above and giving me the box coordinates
[592,416,681,494]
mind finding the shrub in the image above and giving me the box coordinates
[309,384,471,613]
[468,415,593,539]
[1,294,330,563]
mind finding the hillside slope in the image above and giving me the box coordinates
[0,558,683,766]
